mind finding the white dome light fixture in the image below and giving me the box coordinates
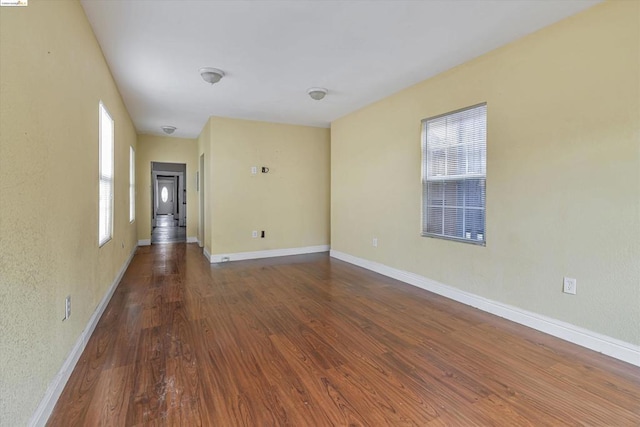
[307,87,328,101]
[199,67,225,85]
[161,126,176,135]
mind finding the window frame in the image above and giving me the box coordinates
[421,102,487,246]
[98,101,114,247]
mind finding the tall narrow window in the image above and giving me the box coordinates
[99,102,114,246]
[130,146,135,223]
[422,103,486,245]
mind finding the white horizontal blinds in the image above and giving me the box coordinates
[99,102,114,246]
[422,103,486,243]
[129,146,135,223]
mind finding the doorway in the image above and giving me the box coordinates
[151,162,187,244]
[198,154,204,247]
[157,177,176,216]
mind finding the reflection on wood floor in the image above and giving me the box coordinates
[46,244,640,426]
[151,214,186,244]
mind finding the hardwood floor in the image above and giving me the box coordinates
[48,244,640,426]
[151,215,186,244]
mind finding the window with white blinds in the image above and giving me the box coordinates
[99,102,114,246]
[421,103,486,245]
[130,146,135,223]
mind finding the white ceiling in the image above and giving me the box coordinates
[81,0,600,138]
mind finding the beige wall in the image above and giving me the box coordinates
[200,117,330,257]
[0,0,138,425]
[136,134,198,242]
[331,1,639,345]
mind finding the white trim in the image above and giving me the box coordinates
[203,247,212,262]
[187,236,198,243]
[210,245,330,263]
[330,250,640,367]
[29,245,138,427]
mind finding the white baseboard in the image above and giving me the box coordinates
[210,245,330,263]
[203,247,212,262]
[29,245,138,427]
[187,236,198,243]
[330,250,640,367]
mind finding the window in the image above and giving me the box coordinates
[99,102,114,246]
[129,146,135,222]
[422,103,486,245]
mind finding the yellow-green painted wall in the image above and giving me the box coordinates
[201,117,330,256]
[0,0,138,424]
[331,1,639,345]
[136,134,198,242]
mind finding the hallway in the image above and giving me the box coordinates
[151,214,186,244]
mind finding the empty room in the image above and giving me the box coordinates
[1,0,639,425]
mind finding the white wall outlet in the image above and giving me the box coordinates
[64,295,71,320]
[563,277,577,295]
[251,166,257,175]
[372,237,378,247]
[252,230,258,238]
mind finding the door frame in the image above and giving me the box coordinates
[156,176,177,216]
[152,170,185,228]
[198,154,204,247]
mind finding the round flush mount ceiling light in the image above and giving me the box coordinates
[161,126,176,135]
[307,87,328,100]
[199,67,225,84]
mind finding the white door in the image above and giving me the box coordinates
[157,178,175,215]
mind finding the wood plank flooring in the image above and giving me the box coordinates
[151,215,186,244]
[47,243,640,426]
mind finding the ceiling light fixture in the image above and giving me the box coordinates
[307,87,328,100]
[161,126,176,135]
[199,67,225,84]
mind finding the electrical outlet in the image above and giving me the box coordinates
[251,166,257,175]
[64,295,71,320]
[563,277,577,295]
[252,230,258,238]
[372,237,378,247]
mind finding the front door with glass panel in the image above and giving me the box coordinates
[157,178,175,215]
